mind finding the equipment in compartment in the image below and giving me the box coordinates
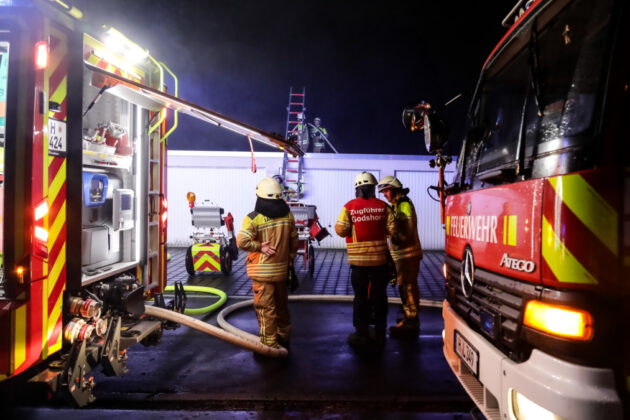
[82,172,108,207]
[81,172,132,272]
[113,189,134,231]
[185,192,238,276]
[81,226,109,266]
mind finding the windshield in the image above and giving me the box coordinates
[461,0,613,184]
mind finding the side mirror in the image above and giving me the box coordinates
[402,102,449,153]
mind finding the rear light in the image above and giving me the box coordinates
[523,300,593,341]
[34,201,48,220]
[162,197,168,223]
[35,41,48,69]
[161,210,167,224]
[34,226,49,242]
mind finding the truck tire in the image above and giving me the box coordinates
[185,246,195,276]
[221,246,233,275]
[229,237,239,260]
[308,243,315,276]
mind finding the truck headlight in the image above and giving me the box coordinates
[510,389,565,420]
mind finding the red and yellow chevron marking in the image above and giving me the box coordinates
[44,30,68,358]
[542,171,619,288]
[83,34,145,84]
[192,244,221,271]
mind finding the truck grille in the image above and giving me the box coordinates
[445,255,541,356]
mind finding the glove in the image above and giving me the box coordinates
[287,263,299,293]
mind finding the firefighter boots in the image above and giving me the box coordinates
[389,317,420,338]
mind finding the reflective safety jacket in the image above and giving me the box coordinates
[237,211,298,281]
[335,197,396,266]
[390,195,422,262]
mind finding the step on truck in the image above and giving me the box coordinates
[0,0,301,406]
[403,0,629,418]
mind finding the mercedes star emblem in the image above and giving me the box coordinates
[461,248,475,298]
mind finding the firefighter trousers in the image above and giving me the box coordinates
[350,264,388,336]
[395,257,421,320]
[252,280,291,346]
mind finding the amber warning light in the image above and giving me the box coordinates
[523,300,593,341]
[187,192,196,208]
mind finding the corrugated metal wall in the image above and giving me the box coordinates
[167,152,456,250]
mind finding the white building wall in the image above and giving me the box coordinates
[167,151,456,250]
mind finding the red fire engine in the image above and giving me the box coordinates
[404,0,629,418]
[0,0,300,406]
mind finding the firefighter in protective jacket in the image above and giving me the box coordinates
[237,177,299,349]
[378,176,423,337]
[335,171,397,349]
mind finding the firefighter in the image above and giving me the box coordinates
[310,117,328,153]
[237,177,299,350]
[377,176,423,338]
[291,113,309,152]
[335,172,396,350]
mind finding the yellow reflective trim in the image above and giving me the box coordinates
[503,216,507,245]
[49,76,67,107]
[86,54,100,66]
[49,159,66,201]
[446,216,450,235]
[14,304,27,369]
[508,215,517,246]
[542,216,597,284]
[398,201,412,217]
[49,202,66,246]
[48,243,66,287]
[47,290,64,355]
[549,175,618,256]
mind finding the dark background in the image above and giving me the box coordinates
[72,0,509,155]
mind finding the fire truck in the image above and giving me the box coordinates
[0,0,300,406]
[404,0,629,418]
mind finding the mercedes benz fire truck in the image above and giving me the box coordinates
[0,0,300,406]
[404,0,629,418]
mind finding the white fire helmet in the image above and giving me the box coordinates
[377,176,403,192]
[354,171,377,188]
[256,177,283,199]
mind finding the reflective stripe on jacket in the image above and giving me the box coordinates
[390,195,422,262]
[335,197,396,266]
[237,211,298,281]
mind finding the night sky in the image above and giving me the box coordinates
[72,0,508,156]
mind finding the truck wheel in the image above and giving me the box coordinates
[185,246,195,276]
[308,244,315,276]
[221,246,233,275]
[229,237,239,260]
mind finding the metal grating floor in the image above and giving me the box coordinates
[167,247,446,301]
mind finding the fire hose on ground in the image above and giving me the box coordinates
[146,289,443,359]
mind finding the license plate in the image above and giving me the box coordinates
[454,330,479,377]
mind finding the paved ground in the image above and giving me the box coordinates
[3,248,477,419]
[169,247,446,300]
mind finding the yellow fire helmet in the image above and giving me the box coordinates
[377,175,403,192]
[354,171,377,188]
[256,176,283,199]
